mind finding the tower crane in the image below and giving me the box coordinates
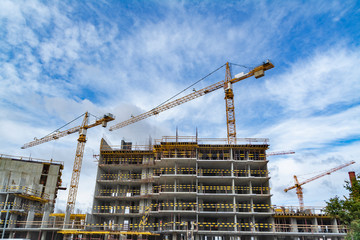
[21,112,115,222]
[284,160,355,210]
[109,61,274,144]
[267,150,295,157]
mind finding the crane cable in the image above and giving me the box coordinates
[41,112,104,140]
[231,63,252,70]
[152,62,252,111]
[43,113,85,138]
[151,63,226,110]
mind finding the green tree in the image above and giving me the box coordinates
[325,174,360,239]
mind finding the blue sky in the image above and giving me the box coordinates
[1,0,360,213]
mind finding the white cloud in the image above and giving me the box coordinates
[266,46,360,113]
[257,105,360,151]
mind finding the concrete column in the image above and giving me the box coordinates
[40,203,52,240]
[7,202,17,229]
[290,218,298,232]
[332,218,339,233]
[252,215,256,232]
[41,203,52,228]
[231,161,234,177]
[139,198,145,214]
[9,232,15,238]
[40,231,47,240]
[25,206,36,228]
[270,215,276,233]
[249,181,252,195]
[234,209,237,231]
[25,231,33,239]
[172,232,177,240]
[312,217,319,233]
[233,196,236,212]
[198,198,203,212]
[173,211,176,231]
[63,205,71,229]
[174,179,177,193]
[250,198,254,213]
[232,179,235,195]
[142,168,147,180]
[6,196,19,228]
[117,216,124,231]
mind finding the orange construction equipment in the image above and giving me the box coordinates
[109,61,274,144]
[284,161,355,210]
[21,112,115,218]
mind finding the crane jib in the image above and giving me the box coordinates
[108,61,273,131]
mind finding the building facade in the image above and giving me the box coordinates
[0,139,348,240]
[0,154,64,239]
[92,137,275,239]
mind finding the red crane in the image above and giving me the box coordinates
[284,161,355,210]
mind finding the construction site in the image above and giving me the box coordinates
[0,61,355,239]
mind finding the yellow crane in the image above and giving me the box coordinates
[284,160,355,210]
[267,151,295,157]
[109,61,274,144]
[21,112,115,221]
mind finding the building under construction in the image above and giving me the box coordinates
[0,139,349,240]
[0,154,64,239]
[88,136,347,240]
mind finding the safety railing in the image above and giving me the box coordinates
[154,136,269,145]
[273,206,328,215]
[0,185,50,201]
[274,223,347,233]
[0,154,63,165]
[153,168,197,176]
[1,219,347,234]
[96,189,152,197]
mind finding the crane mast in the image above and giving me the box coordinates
[284,160,355,210]
[224,62,236,144]
[66,112,88,215]
[109,61,274,144]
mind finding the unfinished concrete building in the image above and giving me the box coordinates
[0,139,348,240]
[0,154,63,239]
[91,136,273,239]
[90,136,348,240]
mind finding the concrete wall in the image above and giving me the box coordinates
[0,157,62,201]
